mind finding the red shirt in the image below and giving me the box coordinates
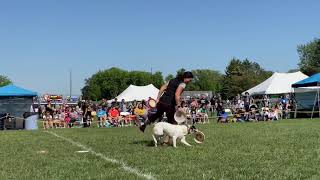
[109,108,119,117]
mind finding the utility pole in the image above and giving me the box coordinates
[69,69,72,97]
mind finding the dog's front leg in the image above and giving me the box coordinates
[172,136,177,148]
[181,136,191,147]
[152,135,158,147]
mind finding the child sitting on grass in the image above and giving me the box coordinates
[217,110,228,123]
[246,108,258,122]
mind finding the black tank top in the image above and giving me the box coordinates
[159,78,183,107]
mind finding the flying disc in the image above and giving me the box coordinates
[148,99,157,108]
[194,131,205,144]
[174,110,187,124]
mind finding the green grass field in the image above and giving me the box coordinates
[1,119,320,180]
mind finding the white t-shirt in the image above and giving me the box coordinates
[179,83,186,89]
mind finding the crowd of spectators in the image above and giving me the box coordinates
[37,92,295,129]
[216,93,295,123]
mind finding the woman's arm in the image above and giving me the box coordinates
[175,86,184,107]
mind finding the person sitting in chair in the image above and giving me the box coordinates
[97,106,107,128]
[43,111,53,129]
[134,103,147,125]
[198,105,209,124]
[108,107,120,127]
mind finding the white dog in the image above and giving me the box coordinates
[152,122,197,148]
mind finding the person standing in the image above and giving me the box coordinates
[243,92,251,112]
[139,71,194,132]
[120,99,128,112]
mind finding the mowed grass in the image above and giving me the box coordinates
[1,119,320,180]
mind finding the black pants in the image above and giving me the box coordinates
[83,115,89,128]
[148,102,176,125]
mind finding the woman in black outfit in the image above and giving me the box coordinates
[139,72,194,132]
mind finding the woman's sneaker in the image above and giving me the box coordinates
[139,124,146,133]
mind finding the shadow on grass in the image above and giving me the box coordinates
[131,140,155,147]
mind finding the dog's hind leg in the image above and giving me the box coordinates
[181,136,192,147]
[152,135,158,147]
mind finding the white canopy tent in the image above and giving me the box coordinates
[243,71,308,96]
[113,84,159,102]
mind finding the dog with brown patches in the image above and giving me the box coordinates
[152,122,197,148]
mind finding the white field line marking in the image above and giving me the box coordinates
[45,131,156,180]
[76,151,90,153]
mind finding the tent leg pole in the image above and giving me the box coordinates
[318,86,320,118]
[311,91,317,119]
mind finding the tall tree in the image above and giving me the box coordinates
[168,68,222,93]
[151,72,165,88]
[298,38,320,76]
[187,69,222,93]
[221,58,273,99]
[176,68,186,77]
[0,75,12,87]
[82,67,164,100]
[165,74,174,82]
[287,69,300,73]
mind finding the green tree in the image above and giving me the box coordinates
[166,68,222,93]
[298,38,320,76]
[187,69,222,93]
[221,58,273,99]
[82,67,164,100]
[165,74,174,82]
[151,72,165,88]
[82,79,101,101]
[176,68,186,77]
[0,75,12,87]
[287,69,300,73]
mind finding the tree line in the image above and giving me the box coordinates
[82,37,320,100]
[81,59,272,100]
[1,38,319,99]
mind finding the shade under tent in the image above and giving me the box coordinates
[292,73,320,118]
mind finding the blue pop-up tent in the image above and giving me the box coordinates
[292,73,320,118]
[0,85,37,97]
[0,85,37,120]
[292,73,320,88]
